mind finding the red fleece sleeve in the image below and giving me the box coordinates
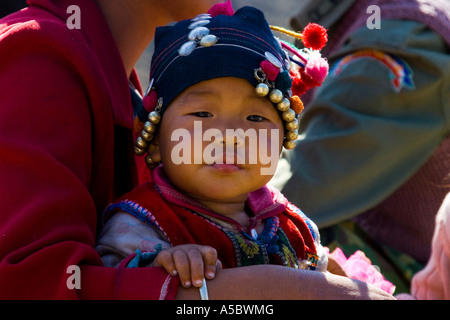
[0,19,177,299]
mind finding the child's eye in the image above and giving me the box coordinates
[191,111,213,118]
[247,115,265,122]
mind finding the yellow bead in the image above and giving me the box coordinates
[285,131,298,141]
[283,140,297,149]
[285,119,299,131]
[282,108,296,122]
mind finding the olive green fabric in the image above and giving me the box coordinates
[271,20,450,228]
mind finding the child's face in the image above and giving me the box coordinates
[153,77,284,204]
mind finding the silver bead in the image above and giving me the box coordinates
[269,89,283,104]
[145,154,157,168]
[135,136,148,149]
[199,34,218,47]
[277,98,290,112]
[188,26,210,41]
[134,146,146,156]
[140,130,153,142]
[143,121,157,134]
[148,111,161,124]
[255,83,269,97]
[285,130,298,141]
[283,140,297,150]
[282,108,296,122]
[285,119,299,132]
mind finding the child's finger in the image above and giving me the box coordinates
[172,249,194,288]
[198,246,219,280]
[152,250,177,276]
[186,249,206,288]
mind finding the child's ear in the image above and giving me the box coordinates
[147,133,161,163]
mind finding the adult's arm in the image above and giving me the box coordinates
[271,20,450,227]
[175,265,394,300]
[0,17,177,299]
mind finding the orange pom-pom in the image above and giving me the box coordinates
[290,95,304,114]
[134,116,144,133]
[302,23,328,51]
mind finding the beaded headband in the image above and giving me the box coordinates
[134,2,329,169]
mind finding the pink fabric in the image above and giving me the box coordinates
[207,0,234,17]
[326,247,395,294]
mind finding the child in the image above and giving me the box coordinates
[96,3,332,291]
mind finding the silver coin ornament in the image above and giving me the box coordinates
[191,13,211,21]
[264,51,282,68]
[188,26,210,41]
[188,19,210,29]
[199,34,218,47]
[179,41,197,56]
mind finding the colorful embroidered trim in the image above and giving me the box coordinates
[103,200,170,242]
[287,203,318,241]
[330,49,414,92]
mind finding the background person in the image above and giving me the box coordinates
[271,0,450,293]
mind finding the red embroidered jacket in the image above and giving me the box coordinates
[101,167,323,271]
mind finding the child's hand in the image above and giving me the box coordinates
[152,244,222,288]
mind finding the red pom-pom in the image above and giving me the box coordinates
[302,23,328,51]
[143,90,158,112]
[290,69,322,97]
[290,70,307,97]
[207,0,234,17]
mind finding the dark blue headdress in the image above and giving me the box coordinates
[135,4,329,168]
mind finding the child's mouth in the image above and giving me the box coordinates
[210,163,241,173]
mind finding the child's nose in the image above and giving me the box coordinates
[212,131,244,147]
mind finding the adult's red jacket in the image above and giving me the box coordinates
[0,0,177,299]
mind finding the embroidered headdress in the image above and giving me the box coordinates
[135,1,329,168]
